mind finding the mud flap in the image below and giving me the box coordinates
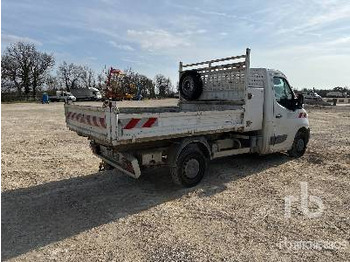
[97,147,141,178]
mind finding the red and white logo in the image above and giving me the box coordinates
[298,112,307,118]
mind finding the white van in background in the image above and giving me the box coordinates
[71,87,102,101]
[50,91,76,102]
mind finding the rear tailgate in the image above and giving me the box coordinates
[65,104,109,142]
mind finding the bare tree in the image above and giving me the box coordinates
[154,74,173,97]
[80,66,95,88]
[57,62,97,90]
[1,55,21,95]
[96,71,105,90]
[57,62,82,91]
[139,74,155,98]
[1,42,53,99]
[31,52,55,98]
[45,75,60,91]
[1,79,14,93]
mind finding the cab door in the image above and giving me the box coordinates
[270,77,296,152]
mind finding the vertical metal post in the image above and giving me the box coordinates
[245,48,251,69]
[244,48,251,109]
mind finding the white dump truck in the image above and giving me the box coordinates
[64,49,310,187]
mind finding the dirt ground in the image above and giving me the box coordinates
[1,100,350,261]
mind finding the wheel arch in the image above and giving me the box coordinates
[168,137,211,167]
[296,126,310,144]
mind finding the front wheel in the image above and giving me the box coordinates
[288,130,308,157]
[170,144,207,187]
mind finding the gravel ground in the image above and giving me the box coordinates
[1,100,350,261]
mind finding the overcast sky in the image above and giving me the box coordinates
[2,0,350,89]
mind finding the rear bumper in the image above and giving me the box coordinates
[91,143,141,178]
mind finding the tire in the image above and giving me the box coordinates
[99,161,114,171]
[179,71,203,101]
[170,144,207,187]
[288,130,308,157]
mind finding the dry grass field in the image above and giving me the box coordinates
[1,100,350,261]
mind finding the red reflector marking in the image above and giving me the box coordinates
[93,116,99,127]
[67,113,106,129]
[76,113,82,121]
[99,117,106,128]
[142,117,157,128]
[124,118,141,129]
[86,115,91,125]
[80,115,86,124]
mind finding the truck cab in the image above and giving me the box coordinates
[260,69,309,155]
[91,88,102,100]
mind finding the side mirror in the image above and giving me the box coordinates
[297,94,304,107]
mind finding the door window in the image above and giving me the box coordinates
[273,77,294,110]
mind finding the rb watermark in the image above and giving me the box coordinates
[277,237,349,251]
[284,181,324,219]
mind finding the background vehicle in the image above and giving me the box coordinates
[50,91,76,102]
[70,87,102,101]
[64,49,309,187]
[326,91,347,98]
[303,91,323,100]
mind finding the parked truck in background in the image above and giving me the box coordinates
[50,91,76,102]
[70,87,102,101]
[64,48,310,187]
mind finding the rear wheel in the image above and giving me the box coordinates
[288,130,308,157]
[170,144,207,187]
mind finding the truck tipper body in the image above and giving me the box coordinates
[64,49,310,187]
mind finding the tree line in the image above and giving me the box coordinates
[1,42,175,101]
[299,87,349,98]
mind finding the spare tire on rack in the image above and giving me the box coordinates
[179,70,203,101]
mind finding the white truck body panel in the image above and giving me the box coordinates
[117,109,244,142]
[65,86,264,146]
[65,105,248,145]
[65,105,108,142]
